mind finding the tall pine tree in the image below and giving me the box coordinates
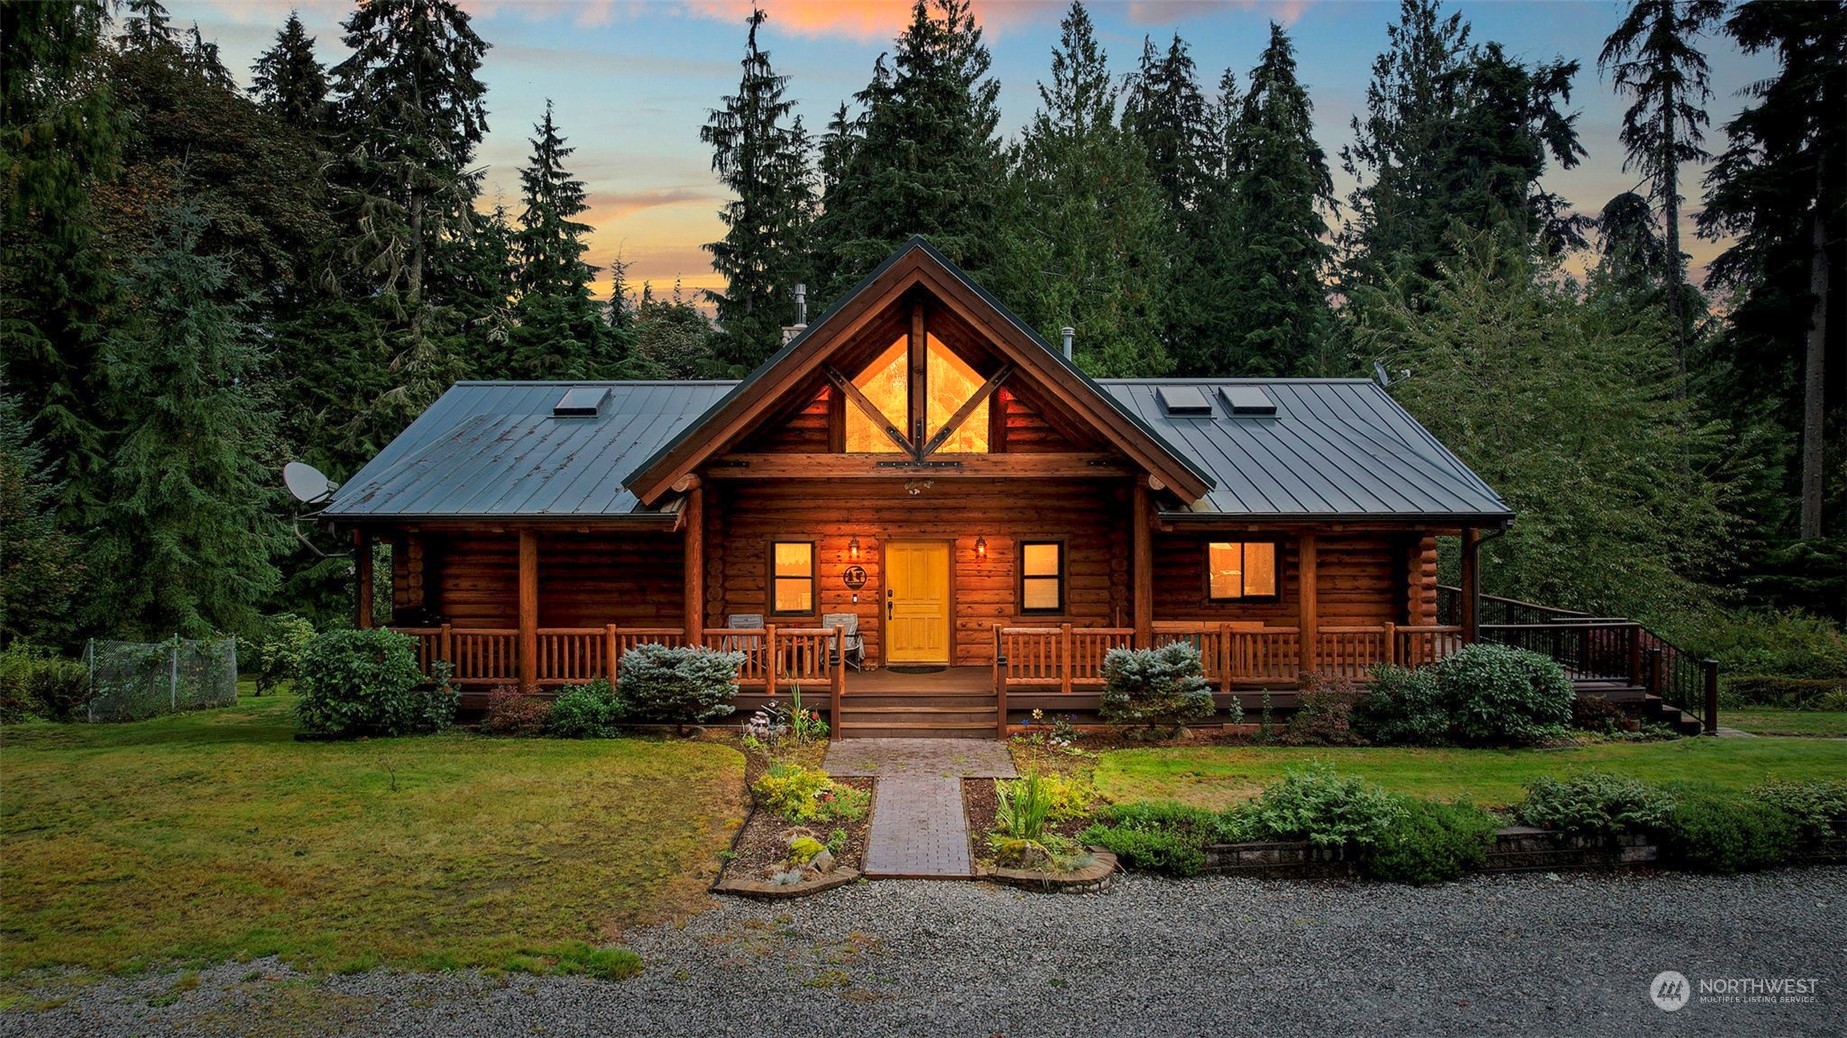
[507,102,605,379]
[701,6,815,372]
[250,11,330,136]
[328,0,489,449]
[808,0,1003,303]
[995,1,1168,376]
[1700,0,1845,565]
[1218,22,1336,376]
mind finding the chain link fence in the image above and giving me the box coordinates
[84,637,239,722]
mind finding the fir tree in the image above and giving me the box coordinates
[0,393,82,647]
[808,0,1003,303]
[90,206,286,638]
[250,10,331,135]
[701,6,815,372]
[1599,0,1725,356]
[1219,22,1336,376]
[1341,0,1585,297]
[508,102,603,379]
[1124,33,1211,218]
[1700,0,1845,555]
[327,0,490,448]
[997,0,1169,376]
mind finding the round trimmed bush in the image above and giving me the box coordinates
[1353,664,1448,745]
[549,678,622,738]
[1660,790,1799,874]
[1433,644,1573,745]
[294,628,429,736]
[1364,799,1501,885]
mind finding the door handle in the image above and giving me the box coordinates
[887,600,895,620]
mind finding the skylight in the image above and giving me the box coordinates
[1156,385,1214,417]
[1218,386,1277,417]
[552,386,610,417]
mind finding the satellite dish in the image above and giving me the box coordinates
[1373,360,1392,388]
[283,461,336,505]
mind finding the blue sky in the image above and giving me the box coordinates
[176,0,1773,302]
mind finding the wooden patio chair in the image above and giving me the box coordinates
[820,612,864,670]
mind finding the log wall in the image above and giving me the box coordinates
[1152,531,1433,627]
[420,530,684,629]
[706,478,1130,666]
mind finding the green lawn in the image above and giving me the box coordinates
[1723,709,1847,738]
[1094,738,1847,810]
[0,694,744,979]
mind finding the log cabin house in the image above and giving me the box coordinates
[322,238,1517,737]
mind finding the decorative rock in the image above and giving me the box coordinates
[812,848,836,874]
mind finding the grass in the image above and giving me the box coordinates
[1723,709,1847,738]
[0,693,744,980]
[1094,738,1847,810]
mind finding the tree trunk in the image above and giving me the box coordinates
[1801,207,1831,540]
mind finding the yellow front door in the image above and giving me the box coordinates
[885,541,951,664]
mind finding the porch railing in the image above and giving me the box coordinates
[395,624,848,729]
[993,621,1466,694]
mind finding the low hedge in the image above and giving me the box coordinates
[0,646,88,722]
[1723,675,1847,711]
[1354,645,1574,748]
[295,629,455,737]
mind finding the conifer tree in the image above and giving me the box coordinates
[1124,33,1211,218]
[90,207,286,638]
[1218,22,1336,376]
[1122,31,1213,363]
[1341,0,1585,298]
[0,393,81,646]
[702,6,815,372]
[1701,0,1845,552]
[808,0,1003,303]
[508,102,603,379]
[327,0,490,446]
[997,1,1169,376]
[251,11,330,135]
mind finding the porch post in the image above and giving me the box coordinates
[682,479,705,645]
[1459,525,1480,644]
[353,528,373,629]
[518,529,539,689]
[1297,532,1318,675]
[1132,480,1153,648]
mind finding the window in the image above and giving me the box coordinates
[844,338,907,453]
[771,541,815,614]
[841,333,990,453]
[1207,541,1278,600]
[1020,541,1064,614]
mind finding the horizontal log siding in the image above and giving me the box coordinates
[734,386,831,453]
[709,478,1129,666]
[996,387,1083,453]
[423,531,684,629]
[1152,531,1419,626]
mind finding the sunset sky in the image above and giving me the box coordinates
[173,0,1773,303]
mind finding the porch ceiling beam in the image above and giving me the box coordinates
[921,363,1012,457]
[822,364,915,454]
[705,452,1134,479]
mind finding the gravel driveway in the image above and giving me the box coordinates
[6,868,1843,1038]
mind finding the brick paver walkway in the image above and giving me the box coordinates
[823,739,1017,878]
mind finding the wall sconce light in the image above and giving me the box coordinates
[975,536,987,560]
[848,535,861,561]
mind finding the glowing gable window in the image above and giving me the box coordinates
[925,334,988,453]
[844,337,907,453]
[840,333,990,453]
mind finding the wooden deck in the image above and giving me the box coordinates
[843,667,994,695]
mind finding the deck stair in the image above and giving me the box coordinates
[835,692,999,739]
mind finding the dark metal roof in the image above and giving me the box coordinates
[322,381,734,520]
[325,375,1509,523]
[1098,379,1512,521]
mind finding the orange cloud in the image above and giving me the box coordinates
[682,0,1055,41]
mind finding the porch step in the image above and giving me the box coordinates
[836,692,999,739]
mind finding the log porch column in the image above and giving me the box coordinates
[681,479,705,645]
[518,529,539,689]
[1132,480,1153,648]
[1459,525,1480,644]
[1297,532,1318,674]
[353,528,373,629]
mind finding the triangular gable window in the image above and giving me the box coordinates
[843,333,990,454]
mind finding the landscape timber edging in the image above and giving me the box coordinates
[1196,828,1663,879]
[977,850,1119,894]
[714,867,862,898]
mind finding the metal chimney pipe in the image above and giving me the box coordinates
[1060,326,1075,361]
[794,283,807,326]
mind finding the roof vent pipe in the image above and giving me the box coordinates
[794,283,807,326]
[1060,326,1075,361]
